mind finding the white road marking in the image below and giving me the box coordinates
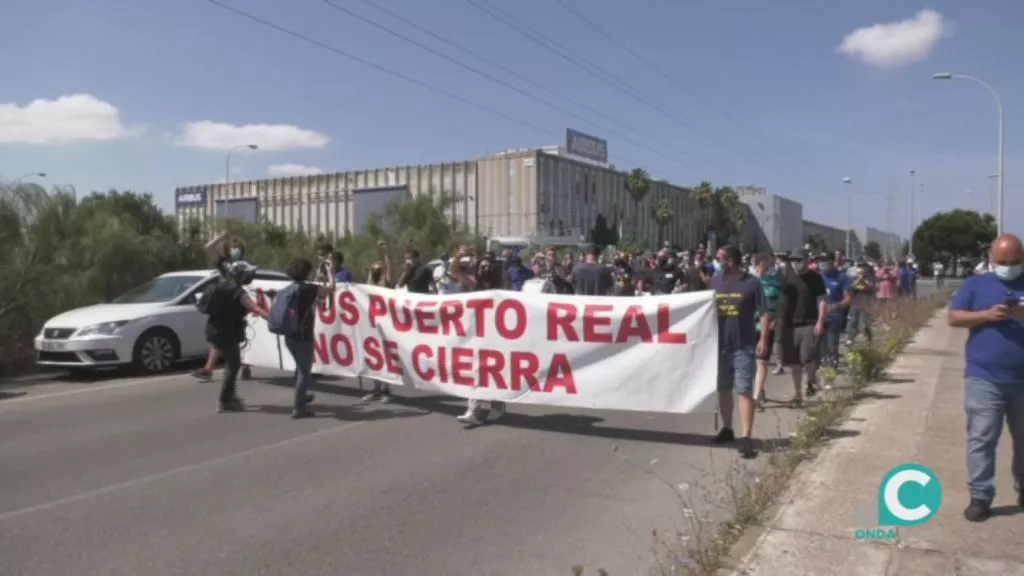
[0,373,189,406]
[0,420,368,521]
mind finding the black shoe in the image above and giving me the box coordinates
[712,427,735,444]
[737,437,757,459]
[292,408,315,419]
[964,499,992,522]
[217,399,245,413]
[806,381,818,397]
[305,393,315,405]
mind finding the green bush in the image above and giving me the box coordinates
[0,185,479,376]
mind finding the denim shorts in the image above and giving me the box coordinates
[718,345,757,396]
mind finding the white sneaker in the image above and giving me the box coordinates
[456,410,481,425]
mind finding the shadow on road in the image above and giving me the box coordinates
[258,375,792,449]
[0,390,27,401]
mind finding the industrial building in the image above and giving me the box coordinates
[175,130,704,250]
[860,226,905,261]
[737,187,805,254]
[803,219,864,257]
[173,127,902,259]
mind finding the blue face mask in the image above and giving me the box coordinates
[230,247,244,261]
[994,264,1023,281]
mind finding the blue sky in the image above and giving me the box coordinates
[1,0,1020,238]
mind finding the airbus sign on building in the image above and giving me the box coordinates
[176,189,207,206]
[565,128,608,164]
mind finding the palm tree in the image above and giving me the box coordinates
[625,168,651,242]
[713,186,738,245]
[693,180,714,244]
[652,197,674,233]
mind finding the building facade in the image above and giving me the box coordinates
[174,161,479,239]
[803,219,863,256]
[175,146,704,249]
[737,187,804,254]
[860,226,904,261]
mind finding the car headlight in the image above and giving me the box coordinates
[77,321,130,337]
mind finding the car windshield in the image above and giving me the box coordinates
[112,275,207,304]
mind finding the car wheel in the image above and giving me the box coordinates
[133,328,179,374]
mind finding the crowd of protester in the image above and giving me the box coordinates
[192,233,931,452]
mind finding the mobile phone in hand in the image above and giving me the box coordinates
[1004,293,1019,308]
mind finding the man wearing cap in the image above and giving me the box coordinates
[776,249,828,401]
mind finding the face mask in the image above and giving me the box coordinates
[994,264,1023,281]
[405,258,414,267]
[712,261,723,273]
[230,247,244,261]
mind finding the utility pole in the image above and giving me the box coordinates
[909,170,916,258]
[886,184,895,261]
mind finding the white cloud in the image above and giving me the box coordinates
[176,121,329,152]
[838,9,952,70]
[268,164,325,177]
[0,94,139,145]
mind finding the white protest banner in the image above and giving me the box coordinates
[245,285,719,414]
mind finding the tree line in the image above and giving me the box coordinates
[0,184,480,375]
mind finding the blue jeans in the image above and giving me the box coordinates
[820,319,843,368]
[965,377,1024,503]
[717,346,756,396]
[285,337,314,410]
[846,306,872,343]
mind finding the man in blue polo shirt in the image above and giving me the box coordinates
[949,233,1024,522]
[820,253,852,370]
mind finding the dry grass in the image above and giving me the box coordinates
[569,292,954,576]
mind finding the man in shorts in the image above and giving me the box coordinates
[710,245,770,459]
[776,250,827,403]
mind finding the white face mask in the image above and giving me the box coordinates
[994,264,1023,281]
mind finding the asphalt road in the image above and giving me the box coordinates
[0,285,946,576]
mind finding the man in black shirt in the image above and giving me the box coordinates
[397,248,433,294]
[776,251,827,402]
[572,244,615,296]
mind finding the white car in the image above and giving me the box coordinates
[34,269,290,374]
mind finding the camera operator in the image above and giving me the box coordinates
[193,233,257,381]
[203,260,270,412]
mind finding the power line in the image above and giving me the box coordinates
[464,0,816,190]
[338,0,749,179]
[551,0,832,191]
[552,0,780,152]
[320,0,729,177]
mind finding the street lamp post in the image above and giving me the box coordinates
[13,172,47,184]
[842,177,852,256]
[225,144,259,184]
[933,72,1005,235]
[908,170,916,258]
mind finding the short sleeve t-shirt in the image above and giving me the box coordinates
[778,269,828,328]
[710,272,765,351]
[951,273,1024,385]
[822,269,852,322]
[571,262,615,296]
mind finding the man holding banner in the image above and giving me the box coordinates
[709,245,770,459]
